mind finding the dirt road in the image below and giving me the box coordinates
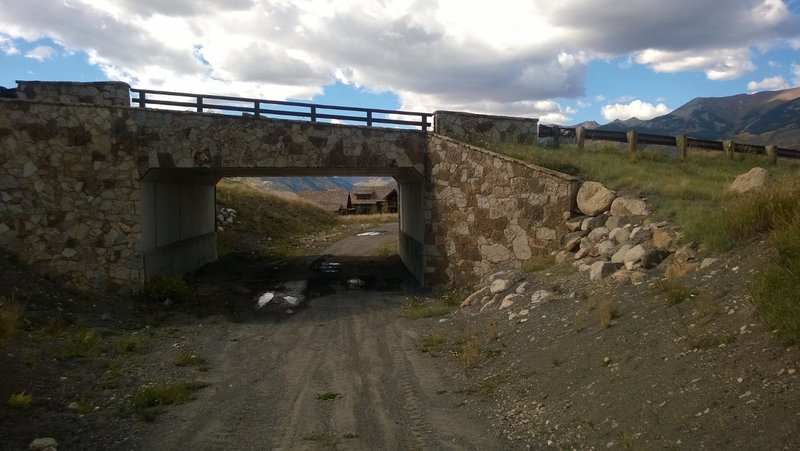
[140,225,507,450]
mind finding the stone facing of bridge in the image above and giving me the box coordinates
[0,81,576,292]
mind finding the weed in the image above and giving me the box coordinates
[174,351,208,367]
[55,327,101,359]
[522,253,556,273]
[115,335,146,354]
[316,392,342,401]
[342,433,359,439]
[374,239,399,257]
[0,291,23,345]
[401,297,456,319]
[462,334,483,368]
[76,395,95,414]
[97,359,128,389]
[6,391,32,409]
[652,279,693,306]
[145,275,190,303]
[418,333,445,355]
[551,356,562,367]
[130,380,208,410]
[598,300,617,328]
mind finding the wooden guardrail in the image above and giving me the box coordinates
[130,88,432,131]
[539,124,800,162]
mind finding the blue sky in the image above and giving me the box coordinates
[2,0,799,125]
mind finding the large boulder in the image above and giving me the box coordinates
[730,167,770,194]
[610,197,650,216]
[576,182,616,216]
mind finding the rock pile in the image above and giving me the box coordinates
[558,181,720,283]
[215,206,238,232]
[459,270,557,323]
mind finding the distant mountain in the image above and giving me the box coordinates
[260,176,397,193]
[596,87,800,148]
[569,120,601,129]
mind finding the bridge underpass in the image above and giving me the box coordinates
[141,167,426,287]
[0,80,578,294]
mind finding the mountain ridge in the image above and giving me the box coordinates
[591,87,800,148]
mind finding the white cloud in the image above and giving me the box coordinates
[635,48,755,80]
[747,75,790,91]
[0,0,798,116]
[792,64,800,86]
[24,45,55,61]
[601,100,672,121]
[0,34,18,55]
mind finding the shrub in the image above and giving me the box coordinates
[145,275,190,303]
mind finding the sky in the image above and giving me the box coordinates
[1,0,799,125]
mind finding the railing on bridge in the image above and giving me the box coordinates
[539,124,800,160]
[130,88,431,131]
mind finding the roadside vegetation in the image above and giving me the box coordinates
[216,178,339,256]
[216,179,398,257]
[494,143,800,341]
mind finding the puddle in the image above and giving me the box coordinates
[355,231,382,237]
[254,280,308,310]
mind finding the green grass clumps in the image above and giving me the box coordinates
[174,351,208,367]
[130,380,209,410]
[752,219,800,342]
[145,275,190,303]
[700,181,800,252]
[418,333,445,355]
[6,391,32,409]
[55,327,102,359]
[316,392,342,401]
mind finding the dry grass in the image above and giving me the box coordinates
[652,279,693,306]
[598,300,617,328]
[216,178,339,256]
[522,253,556,273]
[462,334,483,368]
[0,291,23,346]
[337,213,398,225]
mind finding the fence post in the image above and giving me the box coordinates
[552,126,561,148]
[627,130,638,156]
[196,96,203,113]
[766,145,777,165]
[676,135,688,160]
[724,140,734,160]
[576,126,585,151]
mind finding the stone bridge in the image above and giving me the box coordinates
[0,81,577,293]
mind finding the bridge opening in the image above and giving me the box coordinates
[140,168,426,307]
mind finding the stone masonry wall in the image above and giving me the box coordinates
[424,134,577,286]
[15,81,131,107]
[0,101,144,292]
[434,110,538,146]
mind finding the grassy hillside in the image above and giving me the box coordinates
[216,178,339,257]
[494,143,800,340]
